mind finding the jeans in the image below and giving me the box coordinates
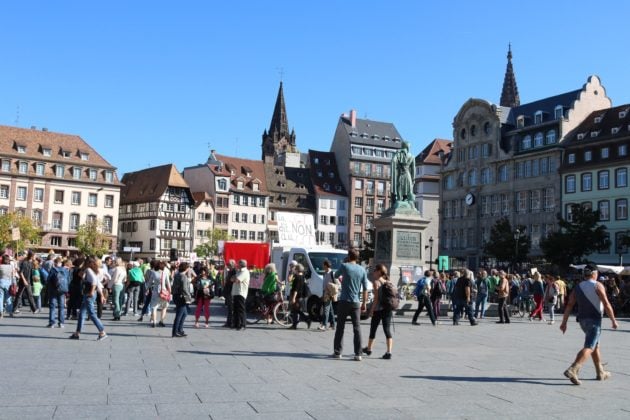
[34,294,42,310]
[49,293,66,326]
[453,298,476,325]
[172,298,189,336]
[368,309,392,339]
[125,284,140,315]
[474,293,488,318]
[141,290,152,316]
[112,284,124,318]
[0,279,12,313]
[14,282,37,313]
[77,294,105,333]
[497,296,510,323]
[333,301,362,356]
[547,299,555,322]
[412,294,436,325]
[321,300,336,328]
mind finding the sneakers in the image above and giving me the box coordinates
[97,333,108,341]
[69,334,80,340]
[382,352,392,360]
[548,320,555,325]
[330,353,342,359]
[318,325,327,331]
[204,323,209,328]
[564,364,582,385]
[362,347,372,356]
[354,355,362,361]
[158,321,166,327]
[47,324,56,328]
[59,324,65,328]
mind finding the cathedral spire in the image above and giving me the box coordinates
[500,44,520,108]
[269,81,289,138]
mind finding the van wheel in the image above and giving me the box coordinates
[307,296,321,320]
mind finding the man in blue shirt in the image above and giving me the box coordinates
[560,267,618,385]
[332,249,369,361]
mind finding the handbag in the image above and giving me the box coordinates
[158,272,171,301]
[9,282,18,297]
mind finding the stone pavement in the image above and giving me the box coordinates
[1,300,629,420]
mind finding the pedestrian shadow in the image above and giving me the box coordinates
[177,349,330,360]
[401,375,568,386]
[0,333,69,340]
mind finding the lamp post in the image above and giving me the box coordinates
[428,236,434,270]
[513,229,521,274]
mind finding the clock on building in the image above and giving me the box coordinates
[465,192,475,206]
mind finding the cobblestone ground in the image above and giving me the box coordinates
[1,300,629,419]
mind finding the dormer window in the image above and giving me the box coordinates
[336,185,342,192]
[80,152,89,161]
[1,160,9,172]
[517,116,525,128]
[521,135,532,150]
[61,150,72,158]
[105,171,113,183]
[534,132,544,147]
[620,110,627,119]
[383,136,390,141]
[612,127,620,135]
[590,131,600,138]
[350,131,358,137]
[316,170,323,177]
[323,183,330,191]
[325,159,331,165]
[360,133,369,138]
[371,134,380,140]
[17,145,26,153]
[554,105,564,120]
[217,179,227,191]
[252,182,259,191]
[577,133,585,140]
[313,157,319,164]
[55,165,65,178]
[329,172,334,178]
[594,116,603,124]
[42,148,52,157]
[237,181,244,189]
[534,111,543,124]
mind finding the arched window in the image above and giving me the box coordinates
[498,165,509,183]
[534,132,544,147]
[546,130,556,144]
[468,169,477,186]
[522,135,532,150]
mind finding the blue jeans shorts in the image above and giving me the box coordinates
[579,318,602,349]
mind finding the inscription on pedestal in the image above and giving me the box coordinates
[376,230,392,261]
[396,231,421,259]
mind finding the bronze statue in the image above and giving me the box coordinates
[391,141,416,208]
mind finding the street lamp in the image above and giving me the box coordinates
[426,236,434,270]
[513,229,521,274]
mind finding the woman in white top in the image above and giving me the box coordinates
[149,260,171,328]
[110,258,127,321]
[69,256,107,341]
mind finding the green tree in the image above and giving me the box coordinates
[540,204,610,267]
[194,228,233,257]
[483,217,530,266]
[75,219,111,257]
[0,211,41,253]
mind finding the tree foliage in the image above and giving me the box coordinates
[540,204,610,267]
[0,212,41,253]
[483,217,530,265]
[75,219,111,257]
[194,228,233,257]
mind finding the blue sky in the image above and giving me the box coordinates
[2,1,630,176]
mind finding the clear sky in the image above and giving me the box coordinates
[2,1,630,177]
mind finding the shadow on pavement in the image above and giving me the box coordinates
[177,349,330,359]
[0,333,69,340]
[401,375,569,386]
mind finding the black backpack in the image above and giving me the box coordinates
[49,267,69,294]
[380,281,400,311]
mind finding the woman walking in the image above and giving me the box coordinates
[544,274,559,325]
[172,262,193,337]
[148,260,172,328]
[69,256,108,341]
[0,254,16,317]
[529,272,546,322]
[496,272,511,324]
[362,264,394,359]
[193,267,213,328]
[110,258,127,321]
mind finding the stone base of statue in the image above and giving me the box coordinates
[374,202,429,288]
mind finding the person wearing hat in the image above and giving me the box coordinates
[560,266,618,385]
[231,259,250,330]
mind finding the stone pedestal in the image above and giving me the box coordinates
[373,205,429,287]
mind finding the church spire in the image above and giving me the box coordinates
[269,81,289,138]
[500,44,520,108]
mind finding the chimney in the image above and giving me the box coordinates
[31,125,36,130]
[350,109,357,128]
[42,127,48,132]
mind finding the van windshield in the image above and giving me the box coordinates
[308,252,346,275]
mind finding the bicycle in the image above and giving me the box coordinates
[516,295,535,317]
[245,290,291,326]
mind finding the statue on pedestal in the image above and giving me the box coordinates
[390,141,416,211]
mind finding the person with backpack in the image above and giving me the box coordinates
[412,270,436,326]
[362,264,395,359]
[474,270,490,319]
[431,272,447,320]
[171,262,193,338]
[47,257,69,328]
[319,260,340,331]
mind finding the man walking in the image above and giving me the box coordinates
[332,248,369,361]
[560,266,618,385]
[452,270,478,326]
[411,270,436,326]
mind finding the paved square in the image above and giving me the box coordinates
[2,300,629,419]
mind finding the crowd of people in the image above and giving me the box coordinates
[0,248,625,385]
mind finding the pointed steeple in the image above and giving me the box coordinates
[269,81,289,138]
[500,44,520,108]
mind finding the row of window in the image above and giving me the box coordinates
[443,189,555,219]
[350,146,396,159]
[230,230,266,242]
[565,200,628,222]
[567,144,628,164]
[353,214,373,227]
[49,212,113,233]
[354,179,387,195]
[565,168,628,193]
[354,197,386,212]
[14,144,90,160]
[459,121,492,140]
[445,159,558,190]
[351,162,389,178]
[317,231,346,245]
[519,130,557,151]
[319,215,346,226]
[442,223,554,251]
[233,194,266,207]
[456,143,493,163]
[232,213,266,224]
[214,213,229,225]
[1,159,114,182]
[0,185,114,207]
[319,198,346,210]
